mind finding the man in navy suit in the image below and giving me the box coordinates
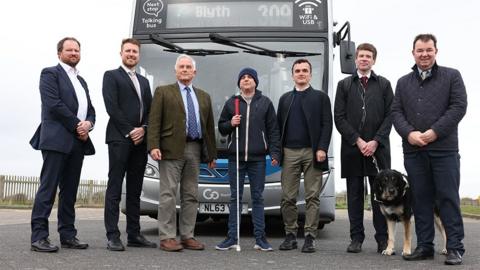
[30,37,95,252]
[102,38,155,251]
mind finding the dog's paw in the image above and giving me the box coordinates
[439,248,448,255]
[382,249,396,256]
[401,250,411,256]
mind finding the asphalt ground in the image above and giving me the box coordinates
[0,208,478,270]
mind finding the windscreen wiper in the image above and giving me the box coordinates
[150,34,238,56]
[209,33,321,58]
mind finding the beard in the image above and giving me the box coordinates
[63,56,80,67]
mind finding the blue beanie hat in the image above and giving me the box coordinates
[237,67,259,88]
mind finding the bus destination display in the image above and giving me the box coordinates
[134,0,327,34]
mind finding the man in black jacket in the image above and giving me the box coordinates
[277,59,333,253]
[392,34,467,265]
[102,38,156,251]
[216,67,281,251]
[334,43,392,254]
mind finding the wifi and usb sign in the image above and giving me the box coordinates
[293,0,326,29]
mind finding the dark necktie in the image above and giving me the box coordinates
[185,87,199,139]
[360,76,368,89]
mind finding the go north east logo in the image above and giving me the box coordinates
[143,0,164,17]
[295,0,322,25]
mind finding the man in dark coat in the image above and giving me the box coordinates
[30,37,95,252]
[334,43,393,254]
[277,58,333,253]
[102,38,156,251]
[215,67,281,251]
[392,34,467,265]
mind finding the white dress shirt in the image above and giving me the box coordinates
[59,61,88,121]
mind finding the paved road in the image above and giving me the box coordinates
[0,208,478,269]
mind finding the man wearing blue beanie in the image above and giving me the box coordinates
[237,67,259,88]
[216,67,281,251]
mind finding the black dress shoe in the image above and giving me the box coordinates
[347,240,362,253]
[301,235,316,253]
[445,250,462,265]
[127,235,157,248]
[377,241,387,253]
[31,238,59,252]
[403,246,434,261]
[279,233,297,250]
[107,238,125,251]
[61,237,89,249]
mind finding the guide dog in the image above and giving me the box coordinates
[373,169,447,256]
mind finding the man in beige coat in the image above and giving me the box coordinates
[147,54,216,251]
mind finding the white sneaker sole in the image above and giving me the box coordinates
[215,244,238,251]
[254,244,273,251]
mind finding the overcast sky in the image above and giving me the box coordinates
[1,0,478,198]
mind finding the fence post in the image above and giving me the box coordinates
[0,175,5,200]
[88,180,93,206]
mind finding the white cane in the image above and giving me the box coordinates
[234,98,241,252]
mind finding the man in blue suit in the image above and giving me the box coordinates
[102,38,155,251]
[29,37,95,252]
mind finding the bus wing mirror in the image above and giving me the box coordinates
[340,40,356,74]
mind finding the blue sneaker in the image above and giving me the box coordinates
[254,237,273,251]
[215,238,237,251]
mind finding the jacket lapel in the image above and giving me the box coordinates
[56,64,79,107]
[172,83,186,115]
[118,67,139,96]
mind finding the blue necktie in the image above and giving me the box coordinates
[185,87,199,139]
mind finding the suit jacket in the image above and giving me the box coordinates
[102,67,152,144]
[147,83,217,162]
[30,64,95,155]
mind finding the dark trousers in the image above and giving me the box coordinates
[104,142,147,240]
[346,176,387,244]
[404,151,464,255]
[31,140,84,243]
[227,160,266,240]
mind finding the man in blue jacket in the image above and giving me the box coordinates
[392,34,467,265]
[29,37,95,252]
[215,67,280,251]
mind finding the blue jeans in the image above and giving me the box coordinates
[404,151,464,255]
[227,160,266,240]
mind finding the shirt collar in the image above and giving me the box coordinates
[294,84,311,92]
[417,67,432,75]
[357,70,371,79]
[178,81,194,91]
[59,61,79,76]
[121,64,136,75]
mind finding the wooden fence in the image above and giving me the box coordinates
[0,175,107,206]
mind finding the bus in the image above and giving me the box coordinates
[122,0,355,228]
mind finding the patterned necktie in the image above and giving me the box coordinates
[185,87,199,139]
[421,70,429,80]
[129,71,143,122]
[360,76,368,89]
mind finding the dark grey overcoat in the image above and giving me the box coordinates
[334,71,394,177]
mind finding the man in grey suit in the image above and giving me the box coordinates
[30,37,95,252]
[147,54,217,252]
[102,38,155,251]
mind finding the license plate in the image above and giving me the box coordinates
[199,203,248,214]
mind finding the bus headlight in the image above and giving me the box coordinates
[144,163,159,179]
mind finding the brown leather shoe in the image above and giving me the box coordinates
[181,238,205,250]
[160,238,183,252]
